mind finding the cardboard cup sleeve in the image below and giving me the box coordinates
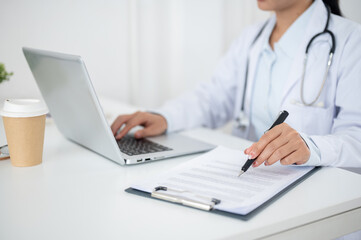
[3,115,46,167]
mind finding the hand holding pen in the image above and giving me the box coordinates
[239,110,310,176]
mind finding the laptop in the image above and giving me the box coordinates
[23,47,215,165]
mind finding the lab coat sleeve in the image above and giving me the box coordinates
[309,28,361,167]
[151,30,250,133]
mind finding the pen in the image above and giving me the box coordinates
[238,110,289,177]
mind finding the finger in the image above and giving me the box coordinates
[294,157,309,165]
[279,133,310,165]
[135,120,168,139]
[115,123,135,139]
[115,112,148,139]
[266,140,299,166]
[134,127,155,139]
[294,147,311,165]
[111,114,132,135]
[280,149,304,165]
[115,118,142,139]
[295,141,311,165]
[248,125,283,159]
[114,115,142,139]
[254,136,289,167]
[245,143,258,156]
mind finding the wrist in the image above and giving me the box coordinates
[297,132,321,166]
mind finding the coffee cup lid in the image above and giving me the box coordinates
[0,99,48,118]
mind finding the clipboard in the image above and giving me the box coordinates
[125,167,320,220]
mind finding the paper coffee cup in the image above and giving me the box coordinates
[1,99,48,167]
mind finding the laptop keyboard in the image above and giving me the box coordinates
[117,135,173,156]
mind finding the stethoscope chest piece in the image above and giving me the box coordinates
[234,111,250,129]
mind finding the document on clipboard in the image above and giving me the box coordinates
[126,146,317,217]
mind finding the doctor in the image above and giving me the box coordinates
[111,0,361,168]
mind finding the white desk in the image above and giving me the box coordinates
[1,99,361,240]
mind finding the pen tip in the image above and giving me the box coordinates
[238,171,244,177]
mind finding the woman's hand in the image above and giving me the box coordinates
[244,123,310,167]
[111,111,168,139]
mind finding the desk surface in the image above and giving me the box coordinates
[1,99,361,240]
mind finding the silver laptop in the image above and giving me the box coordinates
[23,47,215,165]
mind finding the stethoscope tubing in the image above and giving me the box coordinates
[236,2,335,128]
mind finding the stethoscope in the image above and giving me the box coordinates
[235,3,336,130]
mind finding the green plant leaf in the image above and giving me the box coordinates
[0,63,14,84]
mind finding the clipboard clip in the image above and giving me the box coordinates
[151,186,221,211]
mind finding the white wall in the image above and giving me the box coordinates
[0,0,131,103]
[0,0,360,109]
[0,0,268,109]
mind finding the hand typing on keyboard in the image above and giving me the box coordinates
[111,111,168,140]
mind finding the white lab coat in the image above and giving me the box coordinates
[156,0,361,168]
